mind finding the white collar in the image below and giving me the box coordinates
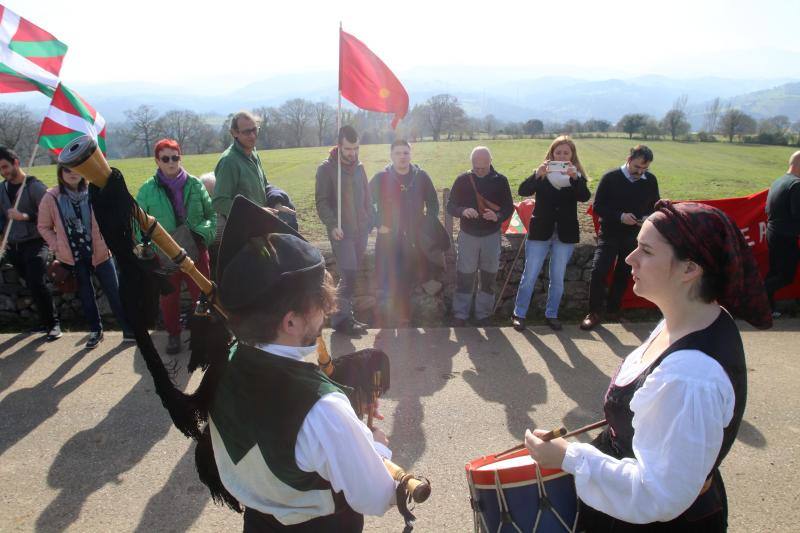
[621,163,647,182]
[252,342,317,362]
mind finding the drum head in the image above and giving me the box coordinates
[466,448,567,487]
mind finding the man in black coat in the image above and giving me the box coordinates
[581,145,660,330]
[764,150,800,316]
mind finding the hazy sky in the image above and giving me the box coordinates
[11,0,800,91]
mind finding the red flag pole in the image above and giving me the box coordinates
[336,23,342,233]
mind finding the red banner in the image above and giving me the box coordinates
[589,190,800,309]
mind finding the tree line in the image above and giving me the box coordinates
[1,93,799,165]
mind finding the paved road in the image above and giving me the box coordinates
[1,321,797,532]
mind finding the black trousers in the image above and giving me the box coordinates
[588,232,637,314]
[5,238,58,329]
[764,229,800,307]
[242,506,363,533]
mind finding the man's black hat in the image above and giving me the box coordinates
[217,195,325,311]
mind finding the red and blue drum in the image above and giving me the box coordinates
[466,449,577,532]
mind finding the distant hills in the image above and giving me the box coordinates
[11,70,800,128]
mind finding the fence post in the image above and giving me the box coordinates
[442,188,453,240]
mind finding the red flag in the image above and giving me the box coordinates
[339,29,408,128]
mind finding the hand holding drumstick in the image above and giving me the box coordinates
[525,419,607,469]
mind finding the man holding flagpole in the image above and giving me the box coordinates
[315,126,372,335]
[0,146,61,340]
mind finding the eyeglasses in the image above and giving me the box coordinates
[160,155,181,163]
[237,127,260,136]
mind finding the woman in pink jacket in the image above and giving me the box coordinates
[38,165,132,348]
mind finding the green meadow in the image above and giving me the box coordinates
[26,138,796,242]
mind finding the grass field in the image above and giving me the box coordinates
[25,138,797,242]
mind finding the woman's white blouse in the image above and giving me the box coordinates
[561,321,736,524]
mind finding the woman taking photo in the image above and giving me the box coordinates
[136,139,216,355]
[38,165,133,348]
[525,201,772,531]
[512,135,590,331]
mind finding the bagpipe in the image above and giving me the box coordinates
[57,136,429,530]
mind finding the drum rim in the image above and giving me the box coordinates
[465,448,567,485]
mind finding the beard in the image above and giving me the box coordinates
[300,322,324,347]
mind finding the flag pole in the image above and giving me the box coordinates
[337,22,342,233]
[27,144,40,168]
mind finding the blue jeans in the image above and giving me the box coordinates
[74,258,132,334]
[513,235,575,319]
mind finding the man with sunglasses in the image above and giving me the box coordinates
[213,111,298,243]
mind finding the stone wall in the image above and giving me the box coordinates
[0,263,122,330]
[0,233,599,329]
[318,232,598,326]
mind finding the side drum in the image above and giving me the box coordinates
[466,449,578,532]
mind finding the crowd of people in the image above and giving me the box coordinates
[1,117,798,532]
[1,119,798,349]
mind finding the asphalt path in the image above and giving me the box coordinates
[1,321,797,532]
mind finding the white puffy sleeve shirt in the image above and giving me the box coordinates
[560,323,736,524]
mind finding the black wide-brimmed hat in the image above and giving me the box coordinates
[217,195,325,311]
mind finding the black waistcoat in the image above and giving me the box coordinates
[587,309,746,530]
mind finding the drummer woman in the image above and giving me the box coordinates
[525,200,772,531]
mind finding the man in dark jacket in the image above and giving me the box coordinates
[0,146,61,340]
[581,145,660,330]
[370,140,439,326]
[446,146,514,326]
[764,150,800,316]
[315,126,372,335]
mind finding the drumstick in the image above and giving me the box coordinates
[496,419,608,459]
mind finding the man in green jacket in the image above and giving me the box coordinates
[212,111,269,219]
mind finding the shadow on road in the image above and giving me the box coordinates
[522,331,609,439]
[0,333,49,396]
[736,419,767,448]
[373,327,460,470]
[0,343,125,458]
[457,327,546,441]
[35,347,205,533]
[134,444,215,532]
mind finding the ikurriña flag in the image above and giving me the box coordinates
[339,29,408,129]
[0,4,67,96]
[38,83,106,155]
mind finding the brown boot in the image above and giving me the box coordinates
[580,313,600,331]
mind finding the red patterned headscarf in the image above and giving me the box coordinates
[649,200,772,329]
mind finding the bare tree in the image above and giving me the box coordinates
[158,109,204,149]
[420,94,464,141]
[661,110,690,140]
[191,122,220,154]
[484,114,497,138]
[523,119,544,137]
[617,113,649,139]
[704,97,722,133]
[124,105,162,156]
[312,102,335,146]
[0,104,37,160]
[719,109,757,142]
[641,118,663,140]
[758,115,791,134]
[279,98,313,148]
